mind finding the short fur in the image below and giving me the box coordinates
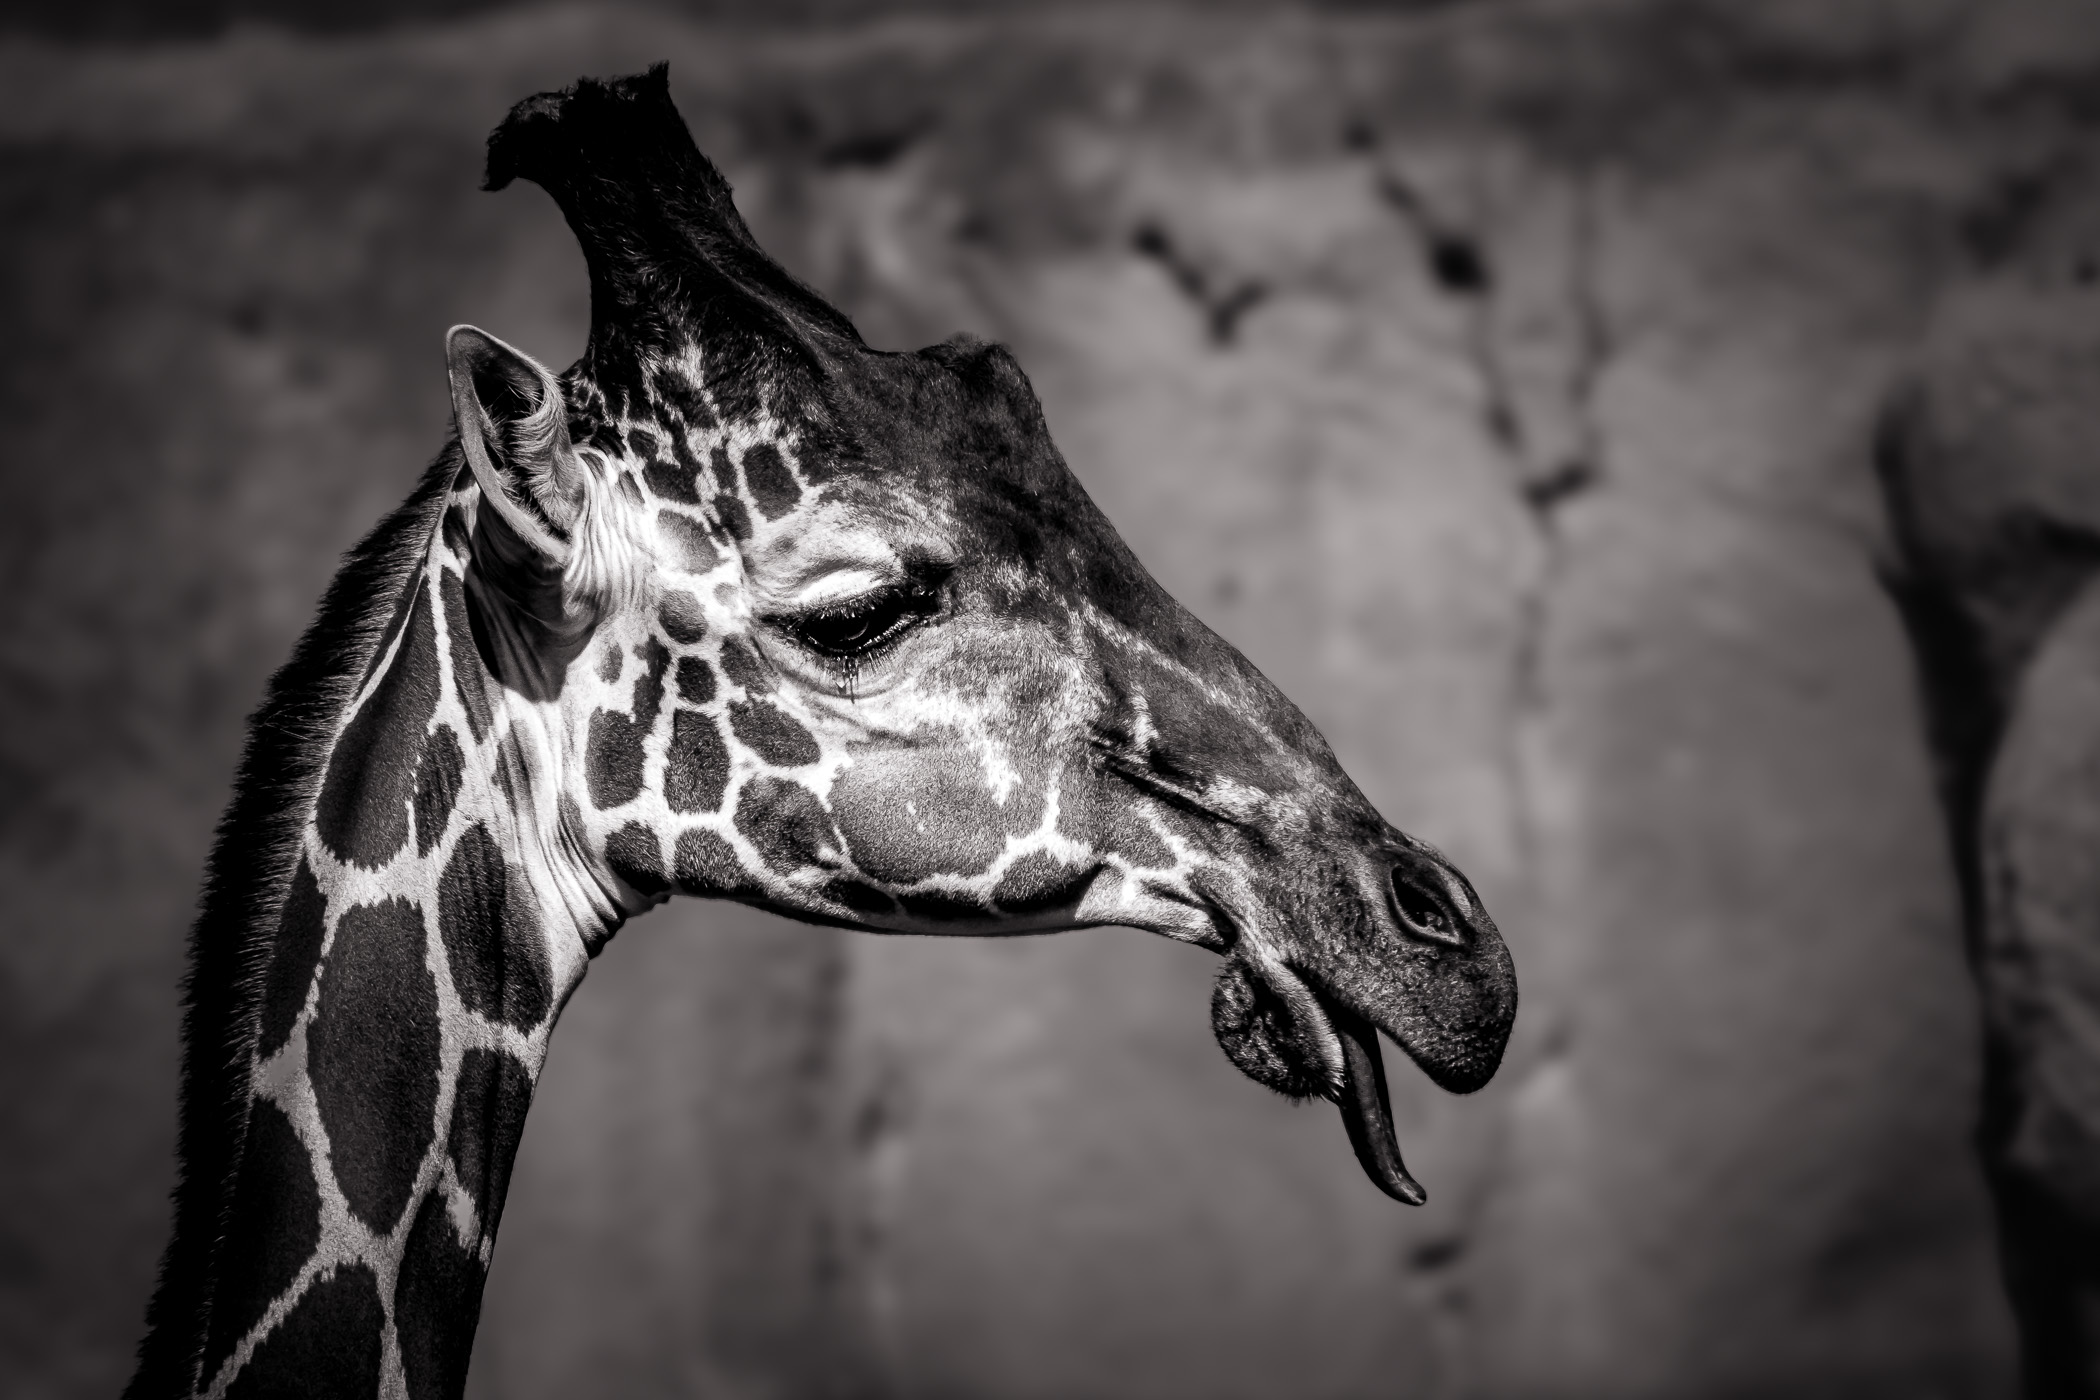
[126,452,460,1398]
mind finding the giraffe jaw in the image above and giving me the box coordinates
[1210,957,1428,1205]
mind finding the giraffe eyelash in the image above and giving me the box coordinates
[778,574,945,677]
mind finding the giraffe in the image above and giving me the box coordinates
[126,66,1517,1400]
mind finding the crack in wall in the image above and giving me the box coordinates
[1130,219,1272,347]
[1367,149,1620,1400]
[1374,156,1618,873]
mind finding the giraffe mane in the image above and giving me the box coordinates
[127,448,461,1396]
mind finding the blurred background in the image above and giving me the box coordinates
[8,0,2100,1396]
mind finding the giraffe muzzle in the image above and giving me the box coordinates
[1209,841,1516,1205]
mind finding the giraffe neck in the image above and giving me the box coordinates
[130,461,608,1400]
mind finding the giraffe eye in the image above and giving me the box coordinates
[786,578,941,661]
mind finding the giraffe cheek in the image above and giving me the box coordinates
[728,698,820,767]
[734,775,843,875]
[1058,778,1175,871]
[830,751,1042,884]
[990,849,1092,917]
[665,711,731,813]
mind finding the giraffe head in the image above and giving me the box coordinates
[450,67,1514,1203]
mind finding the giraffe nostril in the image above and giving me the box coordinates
[1389,866,1463,946]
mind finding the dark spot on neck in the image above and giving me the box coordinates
[440,569,493,743]
[675,656,715,705]
[396,1194,485,1400]
[222,1262,383,1400]
[412,725,465,858]
[438,823,552,1030]
[257,858,325,1060]
[623,423,664,461]
[644,448,700,505]
[316,582,441,868]
[446,1046,533,1236]
[307,897,440,1233]
[197,1100,320,1388]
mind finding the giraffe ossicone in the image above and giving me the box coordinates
[129,65,1516,1400]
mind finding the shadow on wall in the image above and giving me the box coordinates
[1880,156,2100,1396]
[8,0,2100,1396]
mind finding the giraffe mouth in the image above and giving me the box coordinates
[1319,994,1428,1206]
[1210,956,1429,1205]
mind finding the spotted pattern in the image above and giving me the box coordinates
[222,1265,384,1400]
[531,347,1222,961]
[194,230,1383,1400]
[314,587,440,868]
[180,68,1521,1400]
[584,640,670,810]
[198,1100,319,1385]
[200,504,585,1400]
[737,442,801,520]
[199,341,1250,1400]
[412,727,465,857]
[665,711,731,814]
[307,897,440,1233]
[437,824,552,1030]
[396,1195,482,1400]
[256,861,325,1060]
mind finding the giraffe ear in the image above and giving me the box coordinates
[445,324,584,565]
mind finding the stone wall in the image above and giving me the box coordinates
[5,3,2093,1395]
[1878,151,2100,1393]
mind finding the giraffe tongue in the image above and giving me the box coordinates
[1330,1002,1428,1206]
